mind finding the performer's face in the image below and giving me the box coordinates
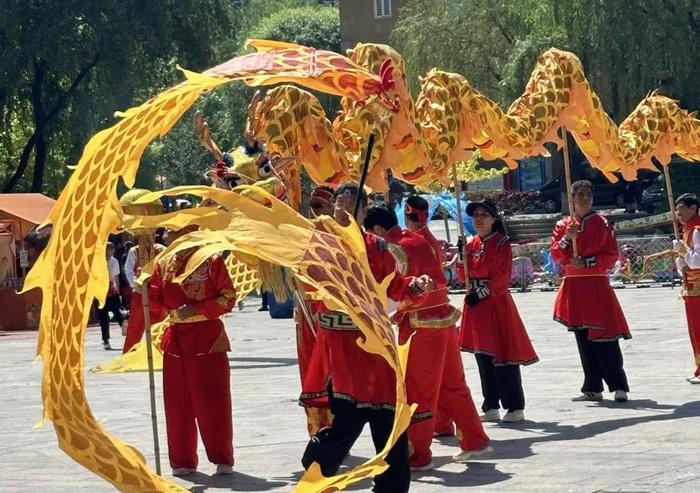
[572,186,594,216]
[676,202,698,225]
[334,194,366,227]
[310,199,334,218]
[472,207,495,236]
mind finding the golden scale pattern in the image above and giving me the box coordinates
[25,42,386,493]
[26,38,700,492]
[253,44,700,194]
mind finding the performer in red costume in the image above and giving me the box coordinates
[551,180,631,402]
[149,226,237,477]
[404,195,454,437]
[302,183,432,493]
[122,238,165,353]
[673,193,700,384]
[296,186,336,436]
[365,205,491,471]
[457,200,538,423]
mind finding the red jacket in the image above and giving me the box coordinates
[385,225,457,329]
[150,250,237,356]
[415,225,444,266]
[551,213,618,276]
[319,230,420,408]
[458,232,538,365]
[550,213,631,341]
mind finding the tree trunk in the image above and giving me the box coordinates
[31,134,47,193]
[2,55,99,193]
[31,59,48,193]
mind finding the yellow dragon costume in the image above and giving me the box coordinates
[26,39,699,493]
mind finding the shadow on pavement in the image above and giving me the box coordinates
[182,471,289,491]
[412,461,512,488]
[228,356,297,370]
[490,400,700,460]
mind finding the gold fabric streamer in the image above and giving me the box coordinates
[132,184,417,492]
[23,44,387,493]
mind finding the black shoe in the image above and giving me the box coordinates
[258,307,269,311]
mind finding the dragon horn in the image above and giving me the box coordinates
[194,112,224,161]
[245,90,263,148]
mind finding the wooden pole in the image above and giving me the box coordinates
[443,211,451,243]
[663,164,679,239]
[561,127,578,257]
[140,282,162,476]
[354,132,376,218]
[451,163,470,288]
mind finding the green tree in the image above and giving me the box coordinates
[0,0,234,194]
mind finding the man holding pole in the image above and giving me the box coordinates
[551,180,632,402]
[301,182,432,493]
[673,193,700,384]
[148,225,237,476]
[364,205,490,471]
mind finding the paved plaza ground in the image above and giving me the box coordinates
[2,286,699,493]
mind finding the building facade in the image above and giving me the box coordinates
[339,0,405,52]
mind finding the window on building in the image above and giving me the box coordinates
[374,0,392,18]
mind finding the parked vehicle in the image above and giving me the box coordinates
[538,165,659,213]
[640,174,664,213]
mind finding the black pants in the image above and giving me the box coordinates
[475,353,525,412]
[261,291,269,309]
[574,329,629,393]
[96,295,123,343]
[302,398,410,493]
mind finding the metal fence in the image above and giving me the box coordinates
[446,235,679,292]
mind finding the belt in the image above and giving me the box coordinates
[317,311,358,331]
[168,311,210,324]
[468,278,489,290]
[563,265,608,278]
[408,308,462,329]
[683,281,700,297]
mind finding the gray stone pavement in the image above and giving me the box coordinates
[1,287,699,492]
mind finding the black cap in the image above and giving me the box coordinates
[466,199,498,218]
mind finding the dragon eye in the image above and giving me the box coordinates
[258,160,273,178]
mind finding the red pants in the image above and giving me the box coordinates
[400,325,489,467]
[296,312,332,435]
[163,351,234,469]
[122,291,145,353]
[685,296,700,376]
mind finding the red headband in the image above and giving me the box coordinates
[310,188,334,204]
[405,204,429,223]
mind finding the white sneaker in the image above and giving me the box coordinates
[686,375,700,385]
[614,390,628,402]
[453,445,493,462]
[215,464,234,475]
[480,409,500,422]
[103,341,112,350]
[172,467,196,476]
[410,461,434,471]
[502,410,525,422]
[571,392,603,402]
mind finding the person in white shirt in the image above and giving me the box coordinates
[97,242,124,350]
[673,193,700,383]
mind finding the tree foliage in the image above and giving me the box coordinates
[393,0,700,120]
[0,0,234,195]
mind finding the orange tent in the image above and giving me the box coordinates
[0,193,55,330]
[0,193,55,241]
